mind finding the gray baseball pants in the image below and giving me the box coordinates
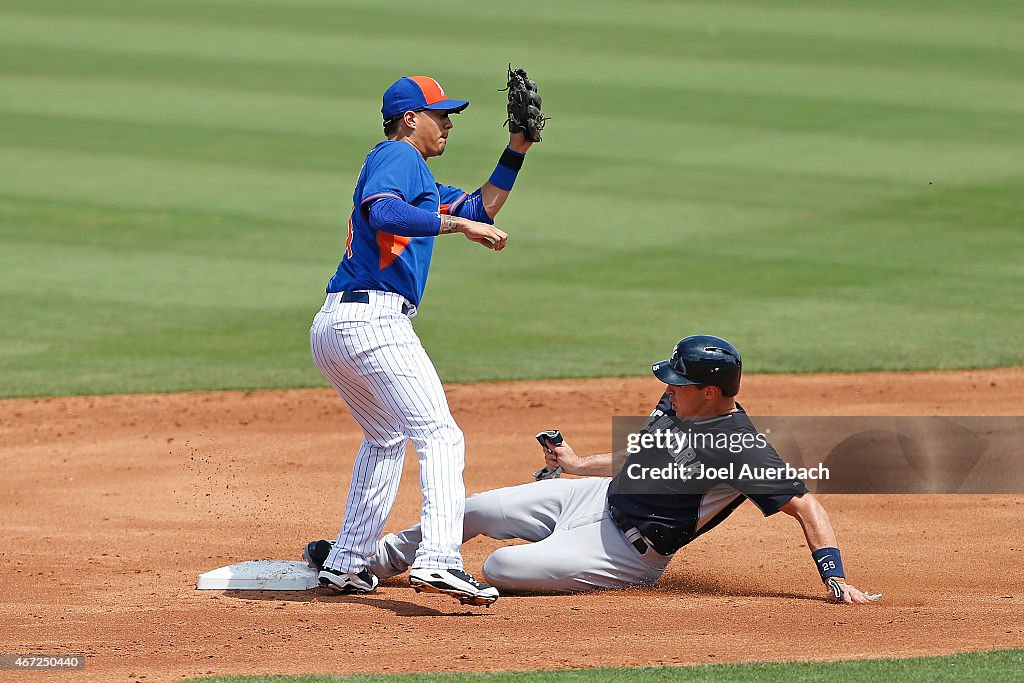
[368,477,673,593]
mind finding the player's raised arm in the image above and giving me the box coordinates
[779,493,882,605]
[478,66,546,218]
[479,134,531,218]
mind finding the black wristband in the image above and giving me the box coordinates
[498,147,526,171]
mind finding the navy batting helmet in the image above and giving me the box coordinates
[652,335,743,397]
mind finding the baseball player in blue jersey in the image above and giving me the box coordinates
[307,335,881,604]
[308,74,541,606]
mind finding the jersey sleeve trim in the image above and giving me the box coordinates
[440,192,469,215]
[361,191,405,206]
[747,491,801,517]
[448,189,494,224]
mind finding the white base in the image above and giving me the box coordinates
[197,560,319,591]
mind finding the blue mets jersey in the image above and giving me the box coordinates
[326,140,471,306]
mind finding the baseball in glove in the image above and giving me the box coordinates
[503,65,547,142]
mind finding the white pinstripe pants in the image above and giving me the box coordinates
[310,291,465,573]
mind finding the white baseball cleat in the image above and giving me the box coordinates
[409,567,499,606]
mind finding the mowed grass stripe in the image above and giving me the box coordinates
[3,50,1022,148]
[0,194,336,260]
[1,111,1019,219]
[0,110,365,177]
[2,139,996,255]
[0,241,325,308]
[6,0,1024,53]
[0,75,379,138]
[0,145,346,226]
[5,168,1016,301]
[0,15,1019,88]
[0,300,318,396]
[3,72,1021,186]
[3,11,1024,115]
[2,70,1021,176]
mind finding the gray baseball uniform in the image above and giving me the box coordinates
[370,476,671,593]
[353,338,879,601]
[368,393,807,593]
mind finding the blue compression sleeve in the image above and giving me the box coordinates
[367,197,441,237]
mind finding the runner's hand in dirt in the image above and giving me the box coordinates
[829,578,882,604]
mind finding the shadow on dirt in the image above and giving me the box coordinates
[220,588,495,617]
[215,572,824,606]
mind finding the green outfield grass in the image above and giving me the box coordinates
[181,648,1024,683]
[1,0,1022,397]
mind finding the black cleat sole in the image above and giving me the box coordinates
[410,577,497,606]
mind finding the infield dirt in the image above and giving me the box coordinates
[2,369,1023,682]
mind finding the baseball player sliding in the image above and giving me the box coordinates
[306,335,881,604]
[308,70,546,606]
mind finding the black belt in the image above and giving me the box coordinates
[340,290,413,315]
[609,505,651,556]
[339,291,369,304]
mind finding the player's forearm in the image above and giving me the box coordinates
[781,493,863,598]
[438,214,495,234]
[565,451,615,477]
[794,499,835,552]
[438,214,475,234]
[480,183,511,218]
[789,494,840,551]
[508,131,533,155]
[781,497,881,604]
[438,214,508,251]
[479,147,527,217]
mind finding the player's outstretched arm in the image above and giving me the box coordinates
[480,133,533,218]
[439,214,507,251]
[478,64,546,218]
[780,493,882,605]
